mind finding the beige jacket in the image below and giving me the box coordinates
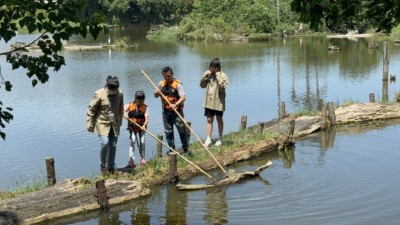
[86,87,124,136]
[200,70,228,111]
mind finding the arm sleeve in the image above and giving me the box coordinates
[86,92,100,129]
[200,71,210,88]
[216,72,228,89]
[119,92,124,125]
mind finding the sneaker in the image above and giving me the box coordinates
[214,140,222,146]
[126,159,135,168]
[182,149,193,156]
[204,138,212,147]
[141,158,147,165]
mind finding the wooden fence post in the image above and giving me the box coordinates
[320,105,327,130]
[156,135,163,159]
[257,122,265,133]
[45,157,56,186]
[168,152,178,184]
[369,93,375,103]
[279,101,286,118]
[383,41,389,81]
[95,179,109,211]
[240,115,247,131]
[327,102,336,126]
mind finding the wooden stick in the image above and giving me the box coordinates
[127,118,214,180]
[140,70,228,176]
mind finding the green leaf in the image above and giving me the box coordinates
[0,132,5,140]
[5,81,12,92]
[32,79,38,87]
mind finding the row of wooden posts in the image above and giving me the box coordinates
[44,100,338,210]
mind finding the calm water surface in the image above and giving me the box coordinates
[41,120,400,225]
[1,26,400,223]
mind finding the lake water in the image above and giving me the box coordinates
[1,26,400,224]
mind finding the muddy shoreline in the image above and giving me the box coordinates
[2,102,400,224]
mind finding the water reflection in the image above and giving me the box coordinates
[164,184,187,225]
[204,187,228,225]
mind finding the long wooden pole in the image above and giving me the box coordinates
[127,118,214,180]
[140,70,228,176]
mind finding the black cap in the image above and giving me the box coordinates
[106,76,119,89]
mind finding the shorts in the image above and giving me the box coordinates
[204,108,223,117]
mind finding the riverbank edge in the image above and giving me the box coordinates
[2,102,400,224]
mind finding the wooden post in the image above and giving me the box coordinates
[240,115,247,131]
[382,80,389,102]
[186,121,191,143]
[168,152,178,184]
[279,102,286,118]
[257,122,265,133]
[317,99,323,111]
[95,179,109,211]
[286,118,295,143]
[369,93,375,103]
[327,102,336,126]
[320,105,327,130]
[156,135,163,159]
[45,157,56,186]
[383,41,389,81]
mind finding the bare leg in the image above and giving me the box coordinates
[216,115,224,139]
[207,115,214,138]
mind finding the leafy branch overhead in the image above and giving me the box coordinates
[0,0,108,88]
[0,0,108,140]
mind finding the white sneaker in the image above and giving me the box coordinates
[214,140,222,146]
[204,138,212,147]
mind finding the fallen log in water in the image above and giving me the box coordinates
[176,160,273,190]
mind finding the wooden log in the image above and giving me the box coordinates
[321,105,327,130]
[156,135,163,158]
[383,41,389,81]
[240,115,247,131]
[369,93,375,103]
[168,152,178,184]
[327,102,336,126]
[176,161,273,190]
[317,99,323,111]
[279,102,286,118]
[95,179,109,211]
[45,157,56,186]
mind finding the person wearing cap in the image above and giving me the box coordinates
[154,66,191,155]
[124,90,149,167]
[87,76,124,175]
[200,58,228,147]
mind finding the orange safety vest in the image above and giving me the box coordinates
[160,79,184,110]
[127,102,147,132]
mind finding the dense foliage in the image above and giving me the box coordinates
[0,0,108,140]
[179,0,297,41]
[291,0,400,33]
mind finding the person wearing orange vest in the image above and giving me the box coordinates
[154,66,190,155]
[124,90,149,167]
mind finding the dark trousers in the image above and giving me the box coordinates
[162,109,188,150]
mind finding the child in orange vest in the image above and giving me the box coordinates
[124,90,149,167]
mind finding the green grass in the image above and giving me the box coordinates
[0,175,48,201]
[130,126,279,182]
